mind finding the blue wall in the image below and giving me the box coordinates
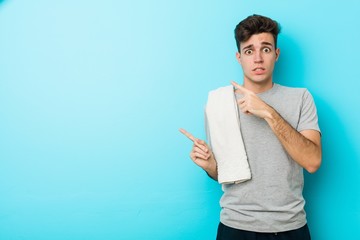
[0,1,359,239]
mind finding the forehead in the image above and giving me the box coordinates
[240,32,275,49]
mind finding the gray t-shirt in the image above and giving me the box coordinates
[209,83,320,233]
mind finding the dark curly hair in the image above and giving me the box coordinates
[234,14,281,52]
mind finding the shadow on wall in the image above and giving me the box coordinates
[274,32,360,238]
[0,0,7,9]
[273,33,306,87]
[304,97,360,238]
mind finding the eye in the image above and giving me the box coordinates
[244,49,253,55]
[263,47,271,53]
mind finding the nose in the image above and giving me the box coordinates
[254,51,263,63]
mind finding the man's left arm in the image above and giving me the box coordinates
[264,109,321,173]
[232,81,322,173]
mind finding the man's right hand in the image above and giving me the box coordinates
[179,128,218,180]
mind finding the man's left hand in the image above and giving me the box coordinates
[231,81,273,119]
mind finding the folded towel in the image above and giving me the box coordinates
[205,85,251,184]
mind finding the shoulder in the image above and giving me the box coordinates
[208,85,233,98]
[274,84,312,100]
[275,83,308,94]
[209,85,233,94]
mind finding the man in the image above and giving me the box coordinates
[180,14,321,240]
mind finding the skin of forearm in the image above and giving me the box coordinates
[205,155,218,181]
[264,107,321,173]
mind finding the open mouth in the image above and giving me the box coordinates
[252,67,266,74]
[252,67,265,71]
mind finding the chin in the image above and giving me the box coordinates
[250,78,270,84]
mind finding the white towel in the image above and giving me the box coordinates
[205,85,251,184]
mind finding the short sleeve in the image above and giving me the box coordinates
[297,90,321,134]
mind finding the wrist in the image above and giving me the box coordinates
[204,157,218,178]
[263,105,276,121]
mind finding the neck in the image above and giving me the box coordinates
[243,80,274,94]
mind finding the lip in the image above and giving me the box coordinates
[252,67,266,75]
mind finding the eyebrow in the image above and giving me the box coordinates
[241,41,274,51]
[262,41,274,47]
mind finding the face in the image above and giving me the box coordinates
[236,32,280,88]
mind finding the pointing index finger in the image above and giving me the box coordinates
[231,81,250,94]
[179,128,197,142]
[179,128,209,153]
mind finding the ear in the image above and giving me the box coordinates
[236,52,242,64]
[275,48,280,61]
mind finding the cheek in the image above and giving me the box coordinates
[241,63,252,73]
[266,55,277,66]
[240,58,251,68]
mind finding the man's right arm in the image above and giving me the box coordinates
[179,128,218,181]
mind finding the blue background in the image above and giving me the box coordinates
[0,0,359,239]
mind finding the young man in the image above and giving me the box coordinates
[180,14,321,240]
